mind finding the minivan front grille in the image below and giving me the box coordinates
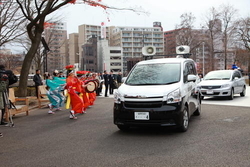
[124,101,163,108]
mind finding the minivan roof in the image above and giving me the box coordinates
[137,58,194,65]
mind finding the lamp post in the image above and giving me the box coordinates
[202,42,205,77]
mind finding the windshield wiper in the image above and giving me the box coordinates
[166,81,178,85]
[206,78,220,80]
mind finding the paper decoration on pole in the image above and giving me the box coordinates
[44,22,55,29]
[101,22,106,39]
[68,0,76,4]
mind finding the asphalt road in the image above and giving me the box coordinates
[1,88,250,167]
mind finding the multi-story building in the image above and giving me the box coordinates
[68,33,79,66]
[82,35,98,72]
[109,23,164,73]
[82,36,123,73]
[78,24,109,68]
[44,22,67,73]
[70,23,163,74]
[164,29,179,56]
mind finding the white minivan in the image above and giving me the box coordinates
[113,57,201,132]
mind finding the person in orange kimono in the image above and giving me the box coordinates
[88,73,97,106]
[76,71,89,113]
[65,71,84,119]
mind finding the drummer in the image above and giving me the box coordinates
[88,72,97,106]
[77,71,90,112]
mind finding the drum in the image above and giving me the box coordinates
[93,79,100,88]
[85,80,97,93]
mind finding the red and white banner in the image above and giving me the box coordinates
[101,22,106,39]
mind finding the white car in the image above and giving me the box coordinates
[114,57,201,132]
[197,70,246,100]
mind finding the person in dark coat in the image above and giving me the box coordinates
[108,71,115,95]
[116,72,122,88]
[103,70,109,97]
[33,69,43,98]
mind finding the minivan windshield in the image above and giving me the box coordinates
[204,70,232,80]
[126,63,181,85]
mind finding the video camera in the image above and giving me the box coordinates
[0,70,9,81]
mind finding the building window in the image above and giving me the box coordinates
[110,50,121,53]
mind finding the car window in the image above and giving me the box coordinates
[183,62,196,83]
[126,63,181,85]
[204,71,232,80]
[183,64,189,83]
[233,71,241,79]
[188,62,197,75]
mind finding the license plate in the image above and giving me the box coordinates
[206,89,214,94]
[135,112,149,120]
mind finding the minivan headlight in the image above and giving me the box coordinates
[114,91,122,104]
[164,89,181,104]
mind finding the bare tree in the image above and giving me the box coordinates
[0,52,23,73]
[203,7,222,71]
[16,0,144,97]
[0,0,26,47]
[17,19,66,73]
[219,4,238,69]
[175,12,202,54]
[235,16,250,73]
[235,17,250,51]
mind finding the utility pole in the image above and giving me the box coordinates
[202,42,205,76]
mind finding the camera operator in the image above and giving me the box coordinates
[0,65,17,125]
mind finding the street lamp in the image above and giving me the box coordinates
[202,42,205,77]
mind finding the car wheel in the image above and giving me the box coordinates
[177,106,189,132]
[240,86,246,97]
[193,96,201,116]
[117,125,130,131]
[228,89,234,100]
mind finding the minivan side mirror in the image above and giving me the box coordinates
[187,74,197,82]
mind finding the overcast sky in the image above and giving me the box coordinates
[56,0,250,34]
[6,0,250,53]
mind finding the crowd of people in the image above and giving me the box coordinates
[32,67,123,120]
[0,65,123,137]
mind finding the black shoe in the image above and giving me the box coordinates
[0,122,8,125]
[105,96,109,97]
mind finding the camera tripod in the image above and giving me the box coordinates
[1,89,14,127]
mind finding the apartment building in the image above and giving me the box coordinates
[164,29,179,56]
[78,24,109,67]
[68,33,79,66]
[44,22,67,73]
[109,23,164,73]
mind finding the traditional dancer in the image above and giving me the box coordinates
[45,75,66,114]
[65,66,84,119]
[76,71,88,113]
[88,73,97,106]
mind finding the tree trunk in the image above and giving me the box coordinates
[17,34,42,97]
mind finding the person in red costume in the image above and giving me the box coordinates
[76,71,88,113]
[88,73,97,106]
[66,71,84,119]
